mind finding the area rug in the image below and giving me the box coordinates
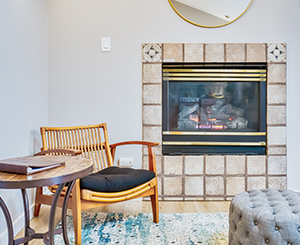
[54,212,229,245]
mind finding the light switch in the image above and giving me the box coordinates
[101,37,111,52]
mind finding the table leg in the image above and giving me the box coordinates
[0,196,14,245]
[62,180,76,245]
[21,189,30,245]
[47,183,66,245]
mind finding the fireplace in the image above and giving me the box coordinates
[162,62,267,155]
[142,43,287,201]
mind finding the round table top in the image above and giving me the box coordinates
[0,155,93,189]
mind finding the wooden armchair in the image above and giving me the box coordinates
[34,123,159,245]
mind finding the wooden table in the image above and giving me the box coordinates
[0,155,93,245]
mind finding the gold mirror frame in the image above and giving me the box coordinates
[168,0,253,28]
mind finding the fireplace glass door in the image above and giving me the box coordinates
[162,63,267,155]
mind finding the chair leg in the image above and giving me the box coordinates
[34,187,43,217]
[150,185,159,223]
[72,179,82,245]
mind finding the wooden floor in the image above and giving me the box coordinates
[15,201,230,244]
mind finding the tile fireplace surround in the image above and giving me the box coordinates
[142,43,287,201]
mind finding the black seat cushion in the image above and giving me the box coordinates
[80,166,155,192]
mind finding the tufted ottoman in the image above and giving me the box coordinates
[229,189,300,245]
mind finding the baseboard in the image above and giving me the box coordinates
[0,202,35,244]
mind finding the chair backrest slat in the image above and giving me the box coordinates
[40,123,113,172]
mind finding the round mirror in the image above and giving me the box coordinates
[168,0,252,28]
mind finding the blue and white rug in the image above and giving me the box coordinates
[55,212,229,245]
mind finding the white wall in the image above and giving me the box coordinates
[0,0,47,243]
[48,0,300,189]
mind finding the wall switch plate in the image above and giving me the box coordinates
[101,37,111,52]
[118,158,133,167]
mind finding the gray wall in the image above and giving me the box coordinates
[0,0,47,243]
[48,0,300,188]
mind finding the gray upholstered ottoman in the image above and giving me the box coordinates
[229,189,300,245]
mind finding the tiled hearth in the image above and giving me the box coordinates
[142,43,287,201]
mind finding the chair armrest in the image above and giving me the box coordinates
[34,149,82,156]
[110,141,159,173]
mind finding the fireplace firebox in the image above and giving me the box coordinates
[162,62,267,155]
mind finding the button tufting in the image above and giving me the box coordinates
[265,238,270,244]
[297,227,300,233]
[275,226,279,231]
[246,232,250,237]
[254,221,258,226]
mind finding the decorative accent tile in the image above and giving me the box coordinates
[164,156,183,175]
[205,176,224,196]
[163,43,183,62]
[226,177,245,196]
[184,43,204,62]
[268,43,286,62]
[143,64,162,84]
[226,155,245,175]
[185,176,204,196]
[185,156,204,175]
[142,43,162,63]
[225,43,245,62]
[205,43,224,62]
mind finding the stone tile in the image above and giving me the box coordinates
[206,197,225,201]
[157,176,162,195]
[143,126,161,143]
[185,176,204,195]
[164,177,183,195]
[246,43,267,62]
[205,176,224,196]
[268,156,287,175]
[205,43,224,62]
[185,197,204,201]
[163,197,184,201]
[225,43,246,62]
[247,156,266,175]
[267,105,286,125]
[267,127,286,146]
[268,176,287,189]
[226,155,246,175]
[164,156,183,175]
[143,105,162,125]
[143,84,162,104]
[247,177,266,190]
[163,43,183,62]
[267,146,286,155]
[267,43,286,63]
[142,145,162,156]
[226,177,245,196]
[143,64,162,84]
[184,43,204,62]
[267,64,286,84]
[185,156,203,175]
[267,84,286,104]
[143,155,162,175]
[205,156,225,175]
[142,43,162,62]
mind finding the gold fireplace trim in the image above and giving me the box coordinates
[163,131,266,136]
[163,77,266,82]
[162,141,266,146]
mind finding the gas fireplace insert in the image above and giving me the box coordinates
[162,62,267,155]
